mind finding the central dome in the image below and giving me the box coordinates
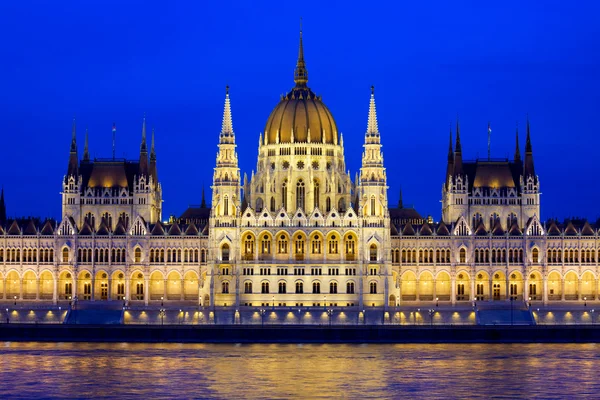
[264,87,338,144]
[263,29,338,145]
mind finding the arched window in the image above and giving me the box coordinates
[330,282,338,294]
[312,281,321,294]
[244,282,252,293]
[347,282,355,294]
[261,235,271,254]
[313,180,320,209]
[370,196,376,216]
[270,197,276,212]
[328,235,338,254]
[62,247,69,263]
[345,235,355,256]
[295,235,305,255]
[369,282,377,294]
[295,281,303,294]
[256,198,263,212]
[282,181,288,210]
[134,247,141,263]
[223,195,229,216]
[532,248,539,263]
[326,197,331,212]
[370,244,377,262]
[261,282,269,294]
[296,179,305,210]
[222,282,229,294]
[459,248,466,263]
[222,244,230,262]
[311,235,321,254]
[278,281,286,294]
[278,234,288,254]
[244,234,254,258]
[338,198,346,213]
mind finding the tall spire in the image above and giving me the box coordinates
[366,85,379,139]
[139,117,148,176]
[294,18,308,87]
[514,123,521,162]
[67,118,78,177]
[201,185,207,208]
[524,116,535,178]
[453,119,463,176]
[220,85,234,142]
[150,128,156,161]
[445,125,454,185]
[0,187,6,225]
[149,128,158,187]
[398,187,403,209]
[83,128,90,162]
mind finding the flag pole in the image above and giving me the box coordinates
[487,122,491,160]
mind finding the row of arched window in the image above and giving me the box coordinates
[0,248,54,263]
[393,249,452,264]
[233,281,362,294]
[149,248,207,263]
[76,248,127,263]
[240,234,360,258]
[256,180,347,213]
[547,249,597,264]
[474,248,525,264]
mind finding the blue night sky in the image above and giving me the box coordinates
[1,1,599,222]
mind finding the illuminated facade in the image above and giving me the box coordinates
[0,30,598,310]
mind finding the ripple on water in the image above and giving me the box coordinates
[0,342,598,399]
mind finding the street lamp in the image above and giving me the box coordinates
[272,296,275,310]
[13,295,17,306]
[592,309,595,325]
[584,297,587,307]
[428,309,435,326]
[259,308,266,326]
[528,296,532,309]
[436,297,439,307]
[161,296,164,307]
[159,308,165,325]
[324,296,327,310]
[327,308,333,327]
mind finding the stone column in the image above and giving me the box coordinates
[524,275,529,302]
[451,277,456,305]
[561,279,565,301]
[108,278,112,300]
[2,278,6,300]
[488,279,493,302]
[53,277,58,305]
[125,277,130,302]
[180,278,185,301]
[470,277,475,302]
[91,275,95,301]
[578,279,583,301]
[163,279,168,301]
[415,279,420,302]
[432,279,437,303]
[19,279,23,300]
[543,277,548,305]
[35,279,40,300]
[144,277,149,306]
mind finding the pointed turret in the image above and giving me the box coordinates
[514,124,521,162]
[139,117,148,176]
[294,19,308,87]
[148,128,158,189]
[67,118,78,177]
[365,85,380,143]
[524,117,535,178]
[398,187,403,209]
[220,86,235,144]
[453,119,463,176]
[83,129,90,162]
[201,186,207,208]
[445,126,454,185]
[0,187,6,226]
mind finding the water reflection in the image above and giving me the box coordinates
[0,342,599,398]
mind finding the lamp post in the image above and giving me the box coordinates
[428,309,435,327]
[159,308,165,325]
[592,309,595,325]
[324,296,327,310]
[327,308,333,327]
[259,308,266,327]
[272,296,275,310]
[161,296,164,307]
[5,308,8,324]
[436,297,439,308]
[13,295,17,306]
[584,297,587,308]
[528,296,532,310]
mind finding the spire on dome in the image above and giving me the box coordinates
[140,116,147,153]
[220,85,234,142]
[366,85,379,138]
[83,129,90,162]
[294,18,308,87]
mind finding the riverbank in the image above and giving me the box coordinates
[2,324,600,343]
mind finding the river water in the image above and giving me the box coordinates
[0,342,598,398]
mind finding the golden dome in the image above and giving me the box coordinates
[263,28,338,145]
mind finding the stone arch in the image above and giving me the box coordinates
[400,270,417,301]
[77,270,93,300]
[130,271,146,301]
[418,271,434,300]
[150,270,165,301]
[564,270,579,300]
[5,270,20,299]
[22,270,38,299]
[491,270,506,301]
[547,270,562,300]
[527,271,543,301]
[111,270,126,300]
[58,270,73,300]
[508,270,523,299]
[94,270,110,300]
[474,270,490,300]
[166,270,182,300]
[437,271,453,300]
[184,270,199,300]
[581,270,595,299]
[241,231,256,260]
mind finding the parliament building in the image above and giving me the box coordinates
[0,30,598,311]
